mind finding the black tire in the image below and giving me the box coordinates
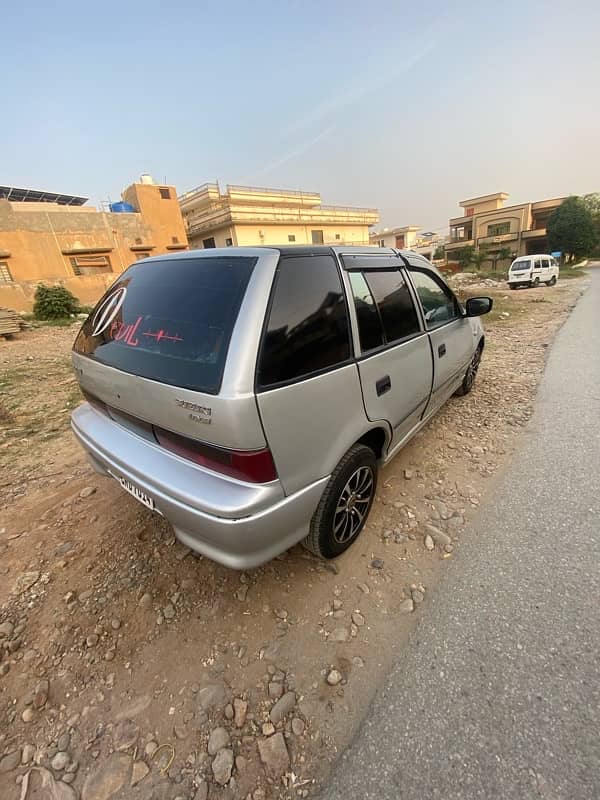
[455,344,483,397]
[510,284,517,290]
[303,444,377,559]
[550,276,557,286]
[533,277,540,287]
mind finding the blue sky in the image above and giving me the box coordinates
[2,0,599,232]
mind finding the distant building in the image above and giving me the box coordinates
[179,183,379,249]
[0,175,188,309]
[369,225,421,250]
[369,225,446,261]
[445,192,566,262]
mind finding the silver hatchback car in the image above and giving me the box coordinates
[71,246,491,569]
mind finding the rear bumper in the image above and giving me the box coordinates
[71,403,328,569]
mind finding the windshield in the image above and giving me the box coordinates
[74,256,257,394]
[511,260,531,271]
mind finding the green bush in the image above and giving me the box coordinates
[33,284,80,320]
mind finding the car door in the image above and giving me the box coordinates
[405,259,475,414]
[342,253,433,451]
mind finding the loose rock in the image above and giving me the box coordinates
[81,752,131,800]
[208,727,230,756]
[326,669,343,686]
[257,732,290,779]
[51,752,70,771]
[233,698,248,728]
[80,486,97,498]
[269,691,296,724]
[0,749,21,773]
[211,748,234,785]
[370,558,384,570]
[112,718,139,751]
[131,760,149,786]
[351,611,365,627]
[398,598,415,614]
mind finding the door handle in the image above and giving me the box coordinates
[438,343,447,357]
[376,375,392,396]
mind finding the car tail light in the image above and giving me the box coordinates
[153,427,277,483]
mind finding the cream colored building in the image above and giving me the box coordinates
[179,183,379,249]
[369,225,421,250]
[445,192,566,262]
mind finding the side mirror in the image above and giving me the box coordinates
[465,296,493,317]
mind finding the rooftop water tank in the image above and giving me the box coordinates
[140,174,155,185]
[109,201,136,213]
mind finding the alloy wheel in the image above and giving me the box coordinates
[332,466,374,544]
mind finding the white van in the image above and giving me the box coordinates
[507,254,559,289]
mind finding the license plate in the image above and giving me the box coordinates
[117,476,156,512]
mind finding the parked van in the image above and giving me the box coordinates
[71,247,492,568]
[507,254,559,289]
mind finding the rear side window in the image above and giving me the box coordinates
[74,256,256,394]
[348,272,385,351]
[257,255,350,388]
[362,271,421,344]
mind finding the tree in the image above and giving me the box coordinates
[582,193,600,249]
[470,245,489,271]
[457,245,475,269]
[433,245,445,260]
[547,196,597,262]
[489,246,513,272]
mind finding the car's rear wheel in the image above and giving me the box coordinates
[303,444,377,559]
[533,277,540,287]
[509,284,517,290]
[549,276,557,286]
[455,344,483,397]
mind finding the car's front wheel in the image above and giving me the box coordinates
[303,444,377,559]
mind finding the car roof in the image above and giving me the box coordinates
[138,244,422,263]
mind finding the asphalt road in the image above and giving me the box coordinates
[319,270,600,800]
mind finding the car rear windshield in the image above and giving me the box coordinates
[73,256,257,394]
[511,260,531,271]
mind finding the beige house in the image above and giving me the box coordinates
[445,192,566,262]
[179,183,379,249]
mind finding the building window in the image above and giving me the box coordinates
[69,254,112,276]
[378,239,385,248]
[288,234,296,242]
[335,233,341,240]
[311,230,324,244]
[171,236,179,244]
[487,222,510,236]
[202,237,216,249]
[225,238,233,247]
[135,237,143,245]
[0,262,13,283]
[159,187,171,200]
[135,252,151,260]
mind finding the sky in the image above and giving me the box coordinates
[2,0,599,235]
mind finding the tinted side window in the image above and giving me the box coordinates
[409,269,461,329]
[363,271,421,343]
[257,255,350,388]
[541,258,549,268]
[349,272,385,352]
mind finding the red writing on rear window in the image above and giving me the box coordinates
[110,317,184,347]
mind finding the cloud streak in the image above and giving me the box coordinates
[253,125,336,178]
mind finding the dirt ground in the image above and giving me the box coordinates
[0,276,588,800]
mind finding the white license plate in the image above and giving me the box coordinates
[117,476,156,512]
